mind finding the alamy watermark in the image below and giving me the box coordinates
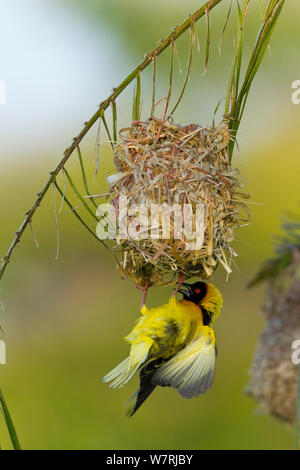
[291,80,300,105]
[0,340,6,365]
[291,340,300,365]
[95,196,205,251]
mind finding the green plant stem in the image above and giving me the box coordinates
[228,0,285,161]
[151,56,157,116]
[134,72,141,120]
[63,169,98,221]
[0,0,222,282]
[112,100,118,142]
[171,25,195,115]
[166,40,175,113]
[0,387,21,450]
[54,182,108,250]
[77,146,98,209]
[204,7,211,73]
[101,112,113,149]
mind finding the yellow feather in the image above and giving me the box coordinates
[201,283,223,322]
[103,282,223,411]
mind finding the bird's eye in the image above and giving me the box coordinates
[194,288,201,294]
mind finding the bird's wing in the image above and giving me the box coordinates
[103,340,153,389]
[151,332,216,398]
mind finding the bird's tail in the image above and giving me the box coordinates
[103,340,153,389]
[126,359,161,417]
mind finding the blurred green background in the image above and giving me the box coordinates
[0,0,299,450]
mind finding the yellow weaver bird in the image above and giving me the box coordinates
[103,281,223,416]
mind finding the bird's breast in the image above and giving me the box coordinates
[168,300,204,345]
[126,299,205,360]
[177,300,204,323]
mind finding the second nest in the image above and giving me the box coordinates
[107,117,249,287]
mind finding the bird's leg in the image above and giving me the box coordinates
[136,278,151,308]
[171,272,185,297]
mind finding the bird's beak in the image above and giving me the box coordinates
[177,283,193,297]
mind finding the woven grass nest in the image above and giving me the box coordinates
[246,249,300,425]
[107,117,249,287]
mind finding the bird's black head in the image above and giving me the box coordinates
[178,281,207,305]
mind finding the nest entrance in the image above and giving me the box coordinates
[107,117,249,287]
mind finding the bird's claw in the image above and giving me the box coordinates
[136,279,151,308]
[171,272,185,297]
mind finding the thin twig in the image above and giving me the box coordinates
[52,182,60,261]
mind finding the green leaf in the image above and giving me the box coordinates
[64,169,98,222]
[228,0,285,161]
[247,252,292,288]
[77,145,98,208]
[135,72,141,121]
[0,387,21,450]
[171,26,195,115]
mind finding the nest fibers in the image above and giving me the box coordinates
[246,252,300,424]
[107,117,249,287]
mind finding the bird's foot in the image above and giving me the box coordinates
[171,272,185,297]
[135,279,151,308]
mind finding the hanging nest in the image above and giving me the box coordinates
[246,246,300,424]
[107,117,249,287]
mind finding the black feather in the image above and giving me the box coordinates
[127,359,164,417]
[201,307,212,326]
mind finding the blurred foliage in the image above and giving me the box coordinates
[249,218,300,287]
[1,0,300,450]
